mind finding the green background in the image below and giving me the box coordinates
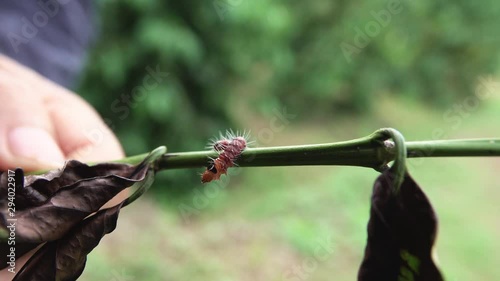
[77,0,500,280]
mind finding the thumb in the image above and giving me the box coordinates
[0,86,64,171]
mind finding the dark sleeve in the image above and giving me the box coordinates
[0,0,96,89]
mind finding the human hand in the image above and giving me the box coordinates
[0,54,125,280]
[0,54,124,171]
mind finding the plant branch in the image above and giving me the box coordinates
[29,129,500,175]
[406,139,500,157]
[117,130,500,172]
[157,134,388,170]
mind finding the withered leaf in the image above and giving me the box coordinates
[0,163,139,212]
[1,146,165,278]
[358,170,444,281]
[13,204,122,281]
[0,161,148,244]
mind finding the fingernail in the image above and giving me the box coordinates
[8,127,65,167]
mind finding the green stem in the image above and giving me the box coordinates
[157,133,389,170]
[122,131,500,172]
[28,129,500,175]
[406,139,500,157]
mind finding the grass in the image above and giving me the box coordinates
[80,93,500,281]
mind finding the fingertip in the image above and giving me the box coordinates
[6,127,65,171]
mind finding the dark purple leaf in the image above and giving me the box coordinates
[22,161,140,207]
[358,170,444,281]
[13,204,122,281]
[0,161,148,243]
[1,146,165,278]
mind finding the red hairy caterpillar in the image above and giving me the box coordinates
[202,131,250,183]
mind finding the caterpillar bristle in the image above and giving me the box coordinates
[201,129,251,183]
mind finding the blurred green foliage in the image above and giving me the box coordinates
[76,2,500,279]
[78,0,500,196]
